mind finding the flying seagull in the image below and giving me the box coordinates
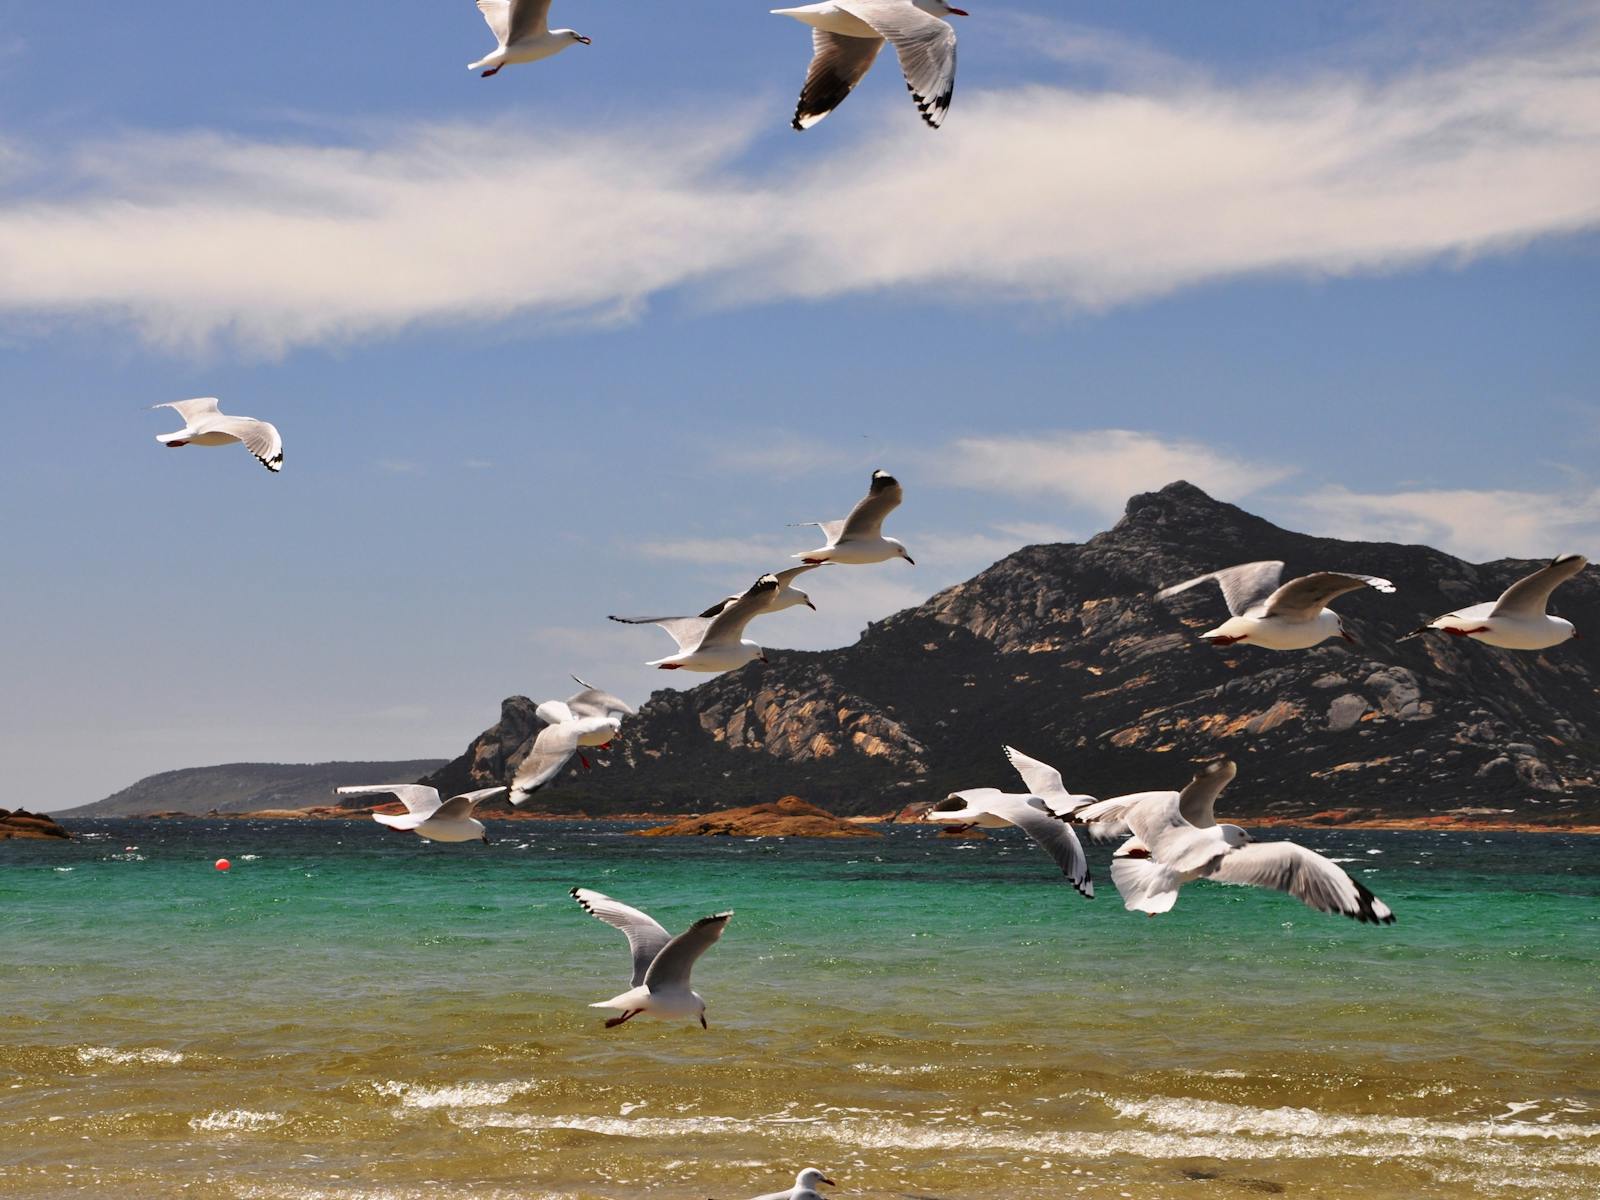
[1001,745,1099,819]
[610,574,781,671]
[1156,560,1395,649]
[338,784,506,844]
[570,888,732,1028]
[469,0,590,77]
[509,677,636,803]
[152,398,283,473]
[714,1168,838,1200]
[926,787,1093,898]
[791,470,914,565]
[773,1,966,130]
[1403,554,1586,650]
[1072,785,1395,924]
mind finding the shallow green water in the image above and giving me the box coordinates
[3,819,1597,1199]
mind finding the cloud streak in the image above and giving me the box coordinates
[1,18,1598,353]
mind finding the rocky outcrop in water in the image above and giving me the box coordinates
[427,482,1600,823]
[0,808,71,840]
[633,796,879,838]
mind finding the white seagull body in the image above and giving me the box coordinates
[152,398,283,473]
[773,0,965,130]
[723,1168,838,1200]
[338,784,506,844]
[610,574,782,671]
[469,0,590,77]
[571,888,732,1028]
[1406,554,1586,650]
[1157,560,1395,649]
[792,470,914,566]
[927,787,1093,898]
[509,677,636,803]
[1073,784,1395,925]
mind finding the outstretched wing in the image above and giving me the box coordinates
[567,676,636,720]
[570,888,673,987]
[608,613,714,652]
[699,575,780,648]
[1205,841,1396,924]
[791,28,886,130]
[506,0,554,43]
[1001,745,1093,813]
[1157,561,1284,617]
[990,797,1093,899]
[839,1,958,128]
[643,910,733,989]
[152,397,222,426]
[433,787,503,820]
[337,784,441,815]
[1261,571,1394,619]
[1490,554,1588,618]
[475,0,511,44]
[1177,760,1236,828]
[210,415,283,473]
[774,563,824,588]
[839,469,904,539]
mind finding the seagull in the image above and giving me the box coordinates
[151,398,283,473]
[1403,554,1587,650]
[468,0,590,77]
[1156,560,1395,649]
[715,1168,838,1200]
[1080,759,1237,843]
[570,888,732,1028]
[610,574,781,671]
[1072,781,1394,924]
[926,787,1093,898]
[791,470,914,565]
[338,784,506,844]
[510,677,636,803]
[773,1,966,130]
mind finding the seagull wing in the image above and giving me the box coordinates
[570,888,674,987]
[643,910,733,989]
[1110,791,1231,875]
[475,0,511,44]
[153,397,223,426]
[838,469,904,539]
[1157,561,1284,617]
[1001,745,1082,810]
[773,563,824,588]
[1205,841,1396,924]
[505,0,554,43]
[207,415,283,473]
[790,27,886,130]
[1260,571,1395,619]
[608,614,715,652]
[1490,554,1588,618]
[1177,761,1236,828]
[990,796,1093,898]
[432,789,502,820]
[567,676,636,720]
[337,784,441,816]
[838,1,958,128]
[698,575,780,648]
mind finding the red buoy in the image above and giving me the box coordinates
[214,858,231,872]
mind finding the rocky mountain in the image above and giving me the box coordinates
[424,482,1600,823]
[59,760,447,817]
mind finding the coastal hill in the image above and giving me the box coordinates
[59,760,447,817]
[424,482,1600,824]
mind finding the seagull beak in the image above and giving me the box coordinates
[699,1013,708,1029]
[577,35,592,44]
[947,6,968,14]
[903,555,916,566]
[822,1179,837,1188]
[805,599,816,611]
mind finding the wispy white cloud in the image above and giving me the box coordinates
[0,14,1597,354]
[1290,485,1600,560]
[926,429,1291,516]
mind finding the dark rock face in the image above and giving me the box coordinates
[428,482,1600,821]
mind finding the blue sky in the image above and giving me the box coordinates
[2,2,1597,808]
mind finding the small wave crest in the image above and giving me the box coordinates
[76,1046,185,1067]
[371,1080,535,1110]
[189,1109,286,1132]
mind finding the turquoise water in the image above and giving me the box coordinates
[3,819,1598,1199]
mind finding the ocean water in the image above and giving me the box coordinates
[2,819,1597,1200]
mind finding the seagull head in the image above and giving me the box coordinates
[886,536,915,565]
[797,1168,837,1190]
[564,30,592,45]
[917,0,969,15]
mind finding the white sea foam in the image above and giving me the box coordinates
[76,1046,185,1067]
[189,1108,286,1132]
[371,1080,534,1109]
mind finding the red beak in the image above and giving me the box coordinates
[947,6,968,14]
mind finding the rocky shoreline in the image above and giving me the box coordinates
[0,808,72,840]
